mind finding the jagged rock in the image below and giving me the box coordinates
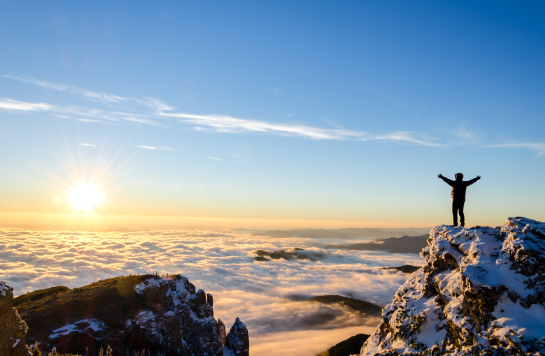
[0,281,29,356]
[16,274,241,356]
[225,317,249,356]
[217,319,226,346]
[190,289,214,319]
[360,217,545,356]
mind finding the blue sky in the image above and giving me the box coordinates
[0,1,544,228]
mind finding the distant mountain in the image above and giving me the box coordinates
[326,235,429,254]
[12,274,249,356]
[286,294,382,316]
[308,295,382,315]
[316,333,371,356]
[381,265,421,273]
[252,227,431,240]
[253,247,326,261]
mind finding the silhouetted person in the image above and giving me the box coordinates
[438,173,481,227]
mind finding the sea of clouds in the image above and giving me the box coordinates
[0,228,424,356]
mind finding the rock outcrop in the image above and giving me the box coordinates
[217,319,226,346]
[16,274,248,356]
[360,217,545,356]
[225,317,249,356]
[0,281,29,356]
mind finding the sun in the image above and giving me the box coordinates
[68,185,103,211]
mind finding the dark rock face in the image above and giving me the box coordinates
[254,247,326,261]
[225,317,249,356]
[360,217,545,356]
[217,319,226,346]
[382,265,422,274]
[0,281,29,356]
[323,333,370,356]
[16,274,243,356]
[308,295,382,314]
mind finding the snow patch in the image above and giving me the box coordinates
[222,346,235,356]
[49,319,103,339]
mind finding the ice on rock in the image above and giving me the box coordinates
[359,217,545,356]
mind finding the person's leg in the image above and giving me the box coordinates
[452,201,458,226]
[459,201,465,226]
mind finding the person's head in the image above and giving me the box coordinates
[455,173,464,181]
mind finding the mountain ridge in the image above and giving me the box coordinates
[359,217,545,355]
[9,274,249,356]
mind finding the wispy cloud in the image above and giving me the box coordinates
[135,145,174,151]
[0,97,158,125]
[81,143,97,147]
[0,76,443,146]
[4,75,172,111]
[206,156,224,161]
[488,142,545,156]
[373,132,441,147]
[161,112,441,145]
[452,126,476,141]
[11,76,539,151]
[0,98,52,111]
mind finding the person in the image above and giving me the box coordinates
[438,173,481,227]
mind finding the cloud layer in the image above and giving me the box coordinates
[0,228,422,355]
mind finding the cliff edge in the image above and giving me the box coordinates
[360,217,545,356]
[0,281,29,356]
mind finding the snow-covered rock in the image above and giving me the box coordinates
[16,274,248,356]
[225,317,249,356]
[360,217,545,356]
[0,281,29,356]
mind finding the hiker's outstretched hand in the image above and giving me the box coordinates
[477,175,481,180]
[438,174,443,179]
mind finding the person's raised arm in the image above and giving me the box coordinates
[465,175,481,186]
[438,174,455,186]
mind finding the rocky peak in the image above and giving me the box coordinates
[16,274,249,356]
[0,281,29,356]
[360,217,545,356]
[225,317,249,356]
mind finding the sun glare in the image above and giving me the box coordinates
[68,185,103,211]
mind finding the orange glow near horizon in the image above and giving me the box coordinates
[0,211,444,231]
